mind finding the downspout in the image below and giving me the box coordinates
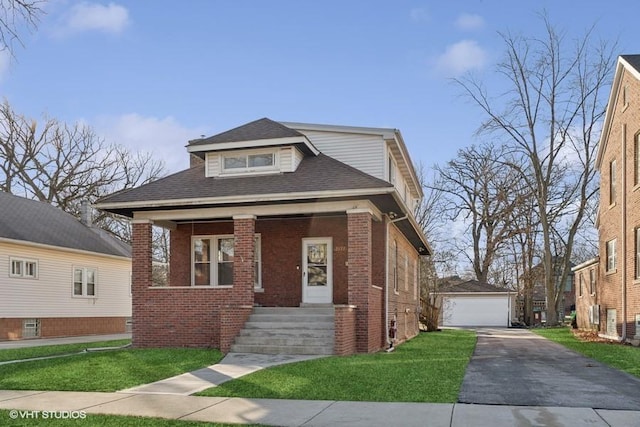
[621,129,628,342]
[386,214,407,350]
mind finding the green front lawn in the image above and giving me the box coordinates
[533,327,640,378]
[0,410,257,427]
[0,348,223,392]
[0,340,131,363]
[198,329,476,403]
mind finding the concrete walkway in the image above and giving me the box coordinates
[120,353,328,395]
[0,390,638,426]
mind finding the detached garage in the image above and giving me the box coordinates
[437,280,516,327]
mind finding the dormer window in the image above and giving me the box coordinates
[221,149,277,175]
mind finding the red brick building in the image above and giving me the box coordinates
[97,118,430,354]
[574,55,640,344]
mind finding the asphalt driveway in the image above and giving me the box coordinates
[458,328,640,410]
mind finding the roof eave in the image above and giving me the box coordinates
[186,136,319,156]
[95,187,396,214]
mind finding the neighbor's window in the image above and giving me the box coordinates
[222,150,276,173]
[635,228,640,280]
[609,159,617,205]
[392,240,398,292]
[578,273,583,297]
[73,267,96,297]
[635,133,640,186]
[589,268,596,294]
[192,235,261,287]
[606,239,617,273]
[10,258,38,279]
[388,155,396,185]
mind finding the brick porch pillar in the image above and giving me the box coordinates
[347,209,373,353]
[131,219,153,347]
[233,215,256,307]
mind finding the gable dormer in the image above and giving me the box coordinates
[186,118,318,178]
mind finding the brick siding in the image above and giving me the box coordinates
[594,65,640,340]
[0,317,127,340]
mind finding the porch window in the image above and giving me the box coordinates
[606,239,617,273]
[192,234,261,287]
[73,267,96,297]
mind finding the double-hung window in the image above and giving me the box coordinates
[192,234,262,287]
[10,258,38,279]
[589,268,596,294]
[609,159,617,205]
[635,228,640,280]
[606,239,617,273]
[73,267,96,297]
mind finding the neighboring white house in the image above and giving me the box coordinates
[0,192,132,340]
[438,280,516,328]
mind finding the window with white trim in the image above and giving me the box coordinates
[635,133,640,187]
[221,150,277,174]
[635,227,640,280]
[589,268,596,294]
[73,267,96,297]
[606,239,617,273]
[192,234,262,287]
[609,159,617,205]
[10,258,38,279]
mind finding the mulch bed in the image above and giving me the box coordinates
[571,328,628,345]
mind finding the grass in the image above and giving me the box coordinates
[533,327,640,378]
[198,329,476,403]
[0,340,131,363]
[0,410,258,427]
[0,347,223,392]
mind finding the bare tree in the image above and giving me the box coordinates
[455,15,614,325]
[0,100,165,242]
[0,0,43,55]
[431,143,529,284]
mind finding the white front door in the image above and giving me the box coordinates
[302,238,333,304]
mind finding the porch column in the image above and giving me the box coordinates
[347,209,373,353]
[131,219,153,347]
[232,215,255,307]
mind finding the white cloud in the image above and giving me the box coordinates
[435,40,487,77]
[94,113,208,173]
[455,13,485,31]
[410,8,429,22]
[0,51,11,82]
[60,2,130,36]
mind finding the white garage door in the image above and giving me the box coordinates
[442,296,509,327]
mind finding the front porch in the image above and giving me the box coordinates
[131,207,386,354]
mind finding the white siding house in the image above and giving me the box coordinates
[0,192,131,340]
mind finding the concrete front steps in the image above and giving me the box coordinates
[230,306,335,355]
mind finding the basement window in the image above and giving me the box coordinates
[22,319,40,338]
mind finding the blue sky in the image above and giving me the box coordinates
[2,0,638,173]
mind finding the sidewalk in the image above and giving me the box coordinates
[0,333,131,349]
[0,390,638,426]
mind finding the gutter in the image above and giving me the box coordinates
[385,214,408,348]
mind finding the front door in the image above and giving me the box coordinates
[302,238,333,304]
[606,309,617,337]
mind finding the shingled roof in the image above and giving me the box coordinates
[0,192,130,258]
[621,54,640,73]
[188,118,304,147]
[440,280,512,293]
[97,153,394,213]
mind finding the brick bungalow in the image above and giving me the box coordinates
[96,118,431,355]
[573,55,640,344]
